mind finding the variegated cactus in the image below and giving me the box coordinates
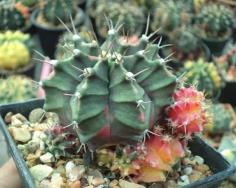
[41,21,177,146]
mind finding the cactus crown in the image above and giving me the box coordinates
[91,1,145,38]
[0,0,26,30]
[182,59,223,98]
[41,0,76,26]
[42,20,178,147]
[0,75,36,104]
[196,4,234,38]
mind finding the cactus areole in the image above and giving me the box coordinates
[42,22,177,147]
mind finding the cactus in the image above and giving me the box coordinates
[0,31,32,70]
[38,21,210,182]
[0,0,26,30]
[196,4,234,38]
[151,0,190,35]
[0,75,37,104]
[91,1,145,38]
[181,59,223,98]
[42,21,178,146]
[205,103,236,135]
[170,26,199,54]
[164,26,208,62]
[40,0,76,26]
[167,86,208,135]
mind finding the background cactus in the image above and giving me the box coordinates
[0,31,32,70]
[16,0,38,8]
[90,1,145,38]
[205,103,236,135]
[0,75,37,104]
[195,4,234,38]
[40,0,76,26]
[181,59,223,98]
[215,44,236,81]
[0,0,26,30]
[151,0,190,35]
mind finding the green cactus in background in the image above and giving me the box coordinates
[196,4,234,38]
[0,75,37,104]
[0,31,32,70]
[151,0,189,35]
[41,0,76,26]
[41,21,177,146]
[91,1,145,38]
[182,59,223,98]
[170,26,199,54]
[0,0,26,30]
[205,103,236,135]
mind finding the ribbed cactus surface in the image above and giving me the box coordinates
[42,23,177,146]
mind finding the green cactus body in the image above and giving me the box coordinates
[0,1,25,30]
[16,0,38,8]
[182,59,223,98]
[42,0,76,26]
[206,103,236,134]
[0,75,37,104]
[196,4,234,38]
[42,25,177,146]
[93,1,145,38]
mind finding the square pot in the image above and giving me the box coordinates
[0,99,235,188]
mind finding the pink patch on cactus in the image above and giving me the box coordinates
[138,111,145,122]
[97,125,111,138]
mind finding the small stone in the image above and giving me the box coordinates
[194,164,209,173]
[92,177,105,186]
[10,127,31,142]
[65,161,76,172]
[119,180,145,188]
[30,165,53,182]
[29,108,45,123]
[40,152,54,163]
[189,170,203,183]
[183,166,193,175]
[182,158,195,166]
[51,173,64,188]
[87,169,103,178]
[193,156,204,165]
[177,175,190,186]
[66,164,85,181]
[11,116,24,127]
[109,180,119,187]
[4,112,13,123]
[39,180,51,188]
[71,180,81,188]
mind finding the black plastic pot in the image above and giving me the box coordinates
[0,99,235,188]
[219,81,236,106]
[30,8,85,58]
[201,30,232,56]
